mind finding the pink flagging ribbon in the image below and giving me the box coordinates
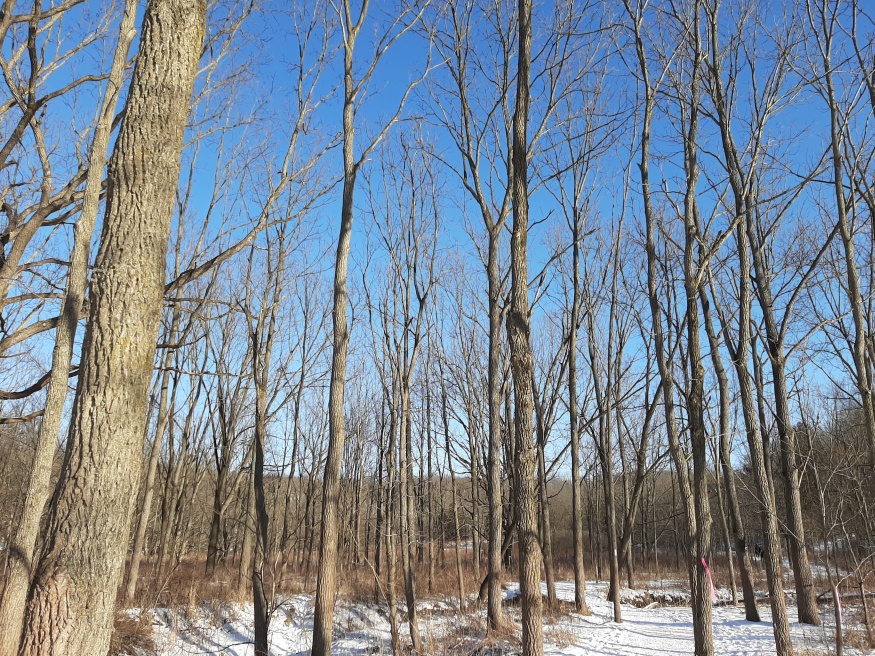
[834,584,843,624]
[701,557,718,603]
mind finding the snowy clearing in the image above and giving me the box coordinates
[149,580,854,655]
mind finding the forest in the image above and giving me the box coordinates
[0,0,874,655]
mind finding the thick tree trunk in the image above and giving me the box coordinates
[680,11,714,652]
[17,1,204,652]
[507,0,542,654]
[0,4,137,652]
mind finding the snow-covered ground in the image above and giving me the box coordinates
[148,580,855,655]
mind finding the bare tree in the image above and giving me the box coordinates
[311,0,427,651]
[621,0,713,652]
[17,0,205,652]
[362,131,440,651]
[0,1,137,649]
[507,0,543,653]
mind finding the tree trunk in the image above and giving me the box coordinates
[17,1,204,652]
[534,397,557,608]
[398,391,423,652]
[507,0,542,653]
[252,352,271,656]
[311,3,361,651]
[440,371,467,611]
[568,216,591,614]
[701,282,759,620]
[486,232,508,630]
[625,2,711,652]
[0,4,137,651]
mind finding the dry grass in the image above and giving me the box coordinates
[542,598,578,618]
[109,611,155,656]
[120,556,318,611]
[427,614,489,655]
[337,560,488,606]
[543,623,577,648]
[842,626,874,651]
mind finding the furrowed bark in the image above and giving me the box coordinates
[507,0,543,653]
[0,3,137,651]
[17,0,204,652]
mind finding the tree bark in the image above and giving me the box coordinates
[568,213,591,614]
[17,1,204,652]
[0,3,137,651]
[507,0,542,653]
[701,287,759,621]
[623,1,711,652]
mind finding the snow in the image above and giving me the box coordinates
[148,580,854,655]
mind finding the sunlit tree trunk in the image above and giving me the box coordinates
[0,3,137,650]
[507,0,543,652]
[17,1,204,652]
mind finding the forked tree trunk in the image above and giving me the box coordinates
[701,5,792,643]
[17,1,204,653]
[625,1,711,652]
[0,4,137,652]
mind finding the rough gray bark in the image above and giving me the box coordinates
[245,233,284,656]
[0,3,137,651]
[427,5,514,627]
[709,208,795,656]
[16,0,204,652]
[311,0,423,647]
[311,3,362,642]
[701,5,796,644]
[678,8,714,652]
[507,0,542,653]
